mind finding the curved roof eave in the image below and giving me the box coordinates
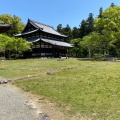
[26,37,74,48]
[41,38,74,48]
[14,29,39,37]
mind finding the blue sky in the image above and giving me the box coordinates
[0,0,120,29]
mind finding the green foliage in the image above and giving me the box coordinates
[0,14,25,36]
[98,7,103,18]
[86,13,94,34]
[94,6,120,56]
[64,24,72,42]
[95,6,120,32]
[57,24,73,42]
[93,54,104,61]
[0,34,31,59]
[12,37,31,59]
[81,32,100,58]
[57,24,63,33]
[72,26,79,38]
[79,20,87,38]
[0,34,12,49]
[12,37,31,52]
[78,5,120,58]
[71,38,84,57]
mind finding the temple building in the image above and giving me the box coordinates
[14,19,73,58]
[0,23,12,33]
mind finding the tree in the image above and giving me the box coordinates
[81,32,100,58]
[98,7,103,18]
[72,27,79,38]
[12,37,31,59]
[94,5,120,56]
[86,13,94,34]
[64,24,72,42]
[57,24,63,33]
[71,38,81,57]
[0,34,31,59]
[110,3,115,7]
[0,34,13,59]
[0,35,5,57]
[0,14,25,36]
[11,15,25,35]
[79,19,87,38]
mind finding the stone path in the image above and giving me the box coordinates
[0,84,46,120]
[0,77,73,120]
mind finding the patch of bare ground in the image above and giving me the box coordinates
[7,83,84,120]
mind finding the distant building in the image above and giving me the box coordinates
[14,19,73,58]
[0,23,12,33]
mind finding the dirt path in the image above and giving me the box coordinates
[6,83,78,120]
[0,84,40,120]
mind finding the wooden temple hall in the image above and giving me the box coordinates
[14,19,73,58]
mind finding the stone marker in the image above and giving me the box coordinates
[41,113,51,120]
[47,72,54,75]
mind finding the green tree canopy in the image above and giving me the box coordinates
[72,26,79,39]
[0,14,25,36]
[0,34,31,59]
[79,19,87,38]
[57,24,63,33]
[81,32,100,58]
[86,13,94,34]
[12,37,31,53]
[94,5,120,56]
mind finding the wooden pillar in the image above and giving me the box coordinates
[39,30,41,58]
[53,45,55,58]
[35,42,36,58]
[39,41,41,58]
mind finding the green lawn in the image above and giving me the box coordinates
[1,59,120,119]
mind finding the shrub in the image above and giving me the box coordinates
[93,54,104,61]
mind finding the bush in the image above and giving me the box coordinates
[93,54,104,61]
[0,57,5,60]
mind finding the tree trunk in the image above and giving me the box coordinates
[8,50,10,60]
[15,51,17,59]
[88,48,91,58]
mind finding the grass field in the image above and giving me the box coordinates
[1,59,120,119]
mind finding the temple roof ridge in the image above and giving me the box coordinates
[28,18,67,37]
[29,19,53,29]
[15,18,67,37]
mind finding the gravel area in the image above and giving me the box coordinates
[0,84,41,120]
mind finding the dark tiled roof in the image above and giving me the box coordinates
[0,23,12,27]
[14,29,39,37]
[27,37,73,48]
[29,19,67,37]
[27,36,40,43]
[0,23,12,33]
[41,38,73,47]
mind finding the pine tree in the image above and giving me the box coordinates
[79,20,87,38]
[98,7,103,18]
[86,13,94,34]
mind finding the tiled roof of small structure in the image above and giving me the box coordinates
[0,23,12,27]
[0,23,12,33]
